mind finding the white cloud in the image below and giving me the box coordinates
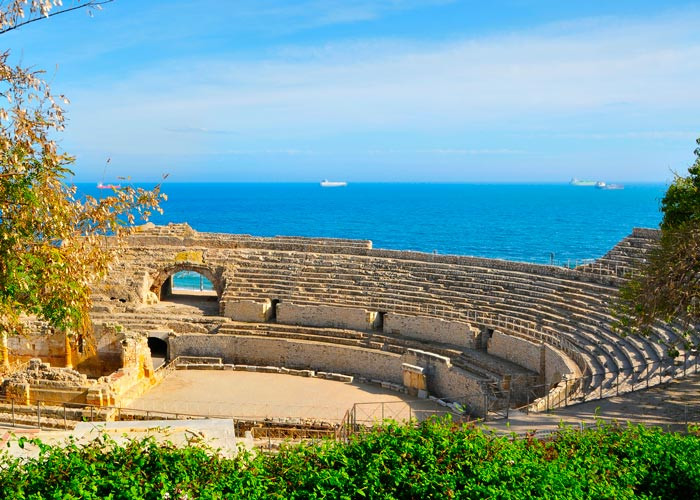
[223,0,455,32]
[63,8,700,173]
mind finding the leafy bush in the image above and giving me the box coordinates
[1,419,699,499]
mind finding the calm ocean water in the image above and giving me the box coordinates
[78,183,666,265]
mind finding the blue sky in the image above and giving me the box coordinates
[5,0,700,182]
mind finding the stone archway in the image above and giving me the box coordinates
[147,263,223,316]
[150,263,223,300]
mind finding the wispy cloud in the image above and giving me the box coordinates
[60,7,700,181]
[369,148,530,155]
[221,149,317,156]
[165,127,237,136]
[225,0,455,33]
[69,11,699,139]
[554,131,700,141]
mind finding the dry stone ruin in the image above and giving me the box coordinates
[3,223,683,418]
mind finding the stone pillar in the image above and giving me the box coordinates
[1,331,9,368]
[64,332,73,369]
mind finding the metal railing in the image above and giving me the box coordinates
[510,353,700,415]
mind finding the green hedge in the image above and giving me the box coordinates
[1,419,699,499]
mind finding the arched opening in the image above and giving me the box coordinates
[149,266,221,316]
[148,337,168,369]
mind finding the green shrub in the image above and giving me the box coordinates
[1,419,699,499]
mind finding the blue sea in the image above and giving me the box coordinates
[79,183,666,266]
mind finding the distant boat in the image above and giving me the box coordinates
[569,178,596,186]
[605,184,624,190]
[596,181,624,190]
[320,180,347,187]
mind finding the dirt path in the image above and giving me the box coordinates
[127,370,446,423]
[486,370,700,434]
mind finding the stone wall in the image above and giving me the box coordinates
[402,348,486,414]
[277,303,376,331]
[123,223,633,286]
[224,299,273,322]
[75,325,127,377]
[487,331,542,375]
[544,344,579,385]
[105,223,639,310]
[1,331,157,408]
[7,331,67,368]
[632,227,661,239]
[169,334,488,416]
[487,331,576,387]
[384,313,478,348]
[86,224,666,411]
[169,334,403,383]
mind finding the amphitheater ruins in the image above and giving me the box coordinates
[1,222,692,428]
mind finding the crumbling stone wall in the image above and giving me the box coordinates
[7,328,68,368]
[93,222,644,315]
[1,330,156,408]
[225,299,273,322]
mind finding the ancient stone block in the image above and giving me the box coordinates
[384,313,477,348]
[174,250,203,264]
[277,303,375,330]
[224,299,273,322]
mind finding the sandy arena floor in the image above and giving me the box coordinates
[126,370,446,423]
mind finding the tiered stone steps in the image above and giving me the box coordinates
[91,226,689,405]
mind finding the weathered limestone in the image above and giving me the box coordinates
[82,224,680,408]
[487,331,542,375]
[544,344,580,386]
[277,303,377,331]
[9,223,675,416]
[170,334,401,379]
[224,299,274,322]
[168,333,488,415]
[486,330,578,387]
[0,330,157,408]
[6,329,68,368]
[384,313,478,348]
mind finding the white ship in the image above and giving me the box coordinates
[569,178,596,186]
[595,181,624,190]
[320,180,347,187]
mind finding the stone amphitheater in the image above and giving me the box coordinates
[3,222,690,424]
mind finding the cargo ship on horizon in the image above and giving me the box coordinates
[320,180,347,187]
[569,178,596,186]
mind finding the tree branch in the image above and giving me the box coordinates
[0,0,114,35]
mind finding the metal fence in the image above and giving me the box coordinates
[514,354,700,415]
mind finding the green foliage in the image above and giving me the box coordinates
[1,419,699,499]
[660,137,700,231]
[614,137,700,342]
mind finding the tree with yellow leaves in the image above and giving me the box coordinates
[0,0,164,365]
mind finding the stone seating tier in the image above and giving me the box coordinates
[92,226,683,402]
